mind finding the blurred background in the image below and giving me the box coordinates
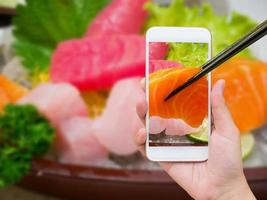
[0,0,267,199]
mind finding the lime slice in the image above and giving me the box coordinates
[241,133,255,160]
[187,119,208,143]
[187,118,255,159]
[187,130,208,143]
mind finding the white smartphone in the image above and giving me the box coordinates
[145,27,212,162]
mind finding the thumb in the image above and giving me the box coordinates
[211,80,239,138]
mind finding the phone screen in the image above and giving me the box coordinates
[148,42,209,147]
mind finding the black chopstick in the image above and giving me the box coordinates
[164,20,267,101]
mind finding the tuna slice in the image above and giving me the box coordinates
[18,83,88,127]
[92,78,144,155]
[57,117,108,165]
[149,42,169,60]
[51,35,145,90]
[86,0,149,36]
[149,60,181,73]
[149,116,198,136]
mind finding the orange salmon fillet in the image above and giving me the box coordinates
[149,67,208,128]
[213,58,267,133]
[0,75,28,102]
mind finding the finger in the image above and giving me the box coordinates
[134,128,146,156]
[140,78,145,91]
[136,99,147,124]
[211,79,239,137]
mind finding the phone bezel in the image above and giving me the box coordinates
[145,27,212,162]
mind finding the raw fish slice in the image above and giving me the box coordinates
[106,35,145,81]
[149,116,198,135]
[230,58,267,119]
[51,35,145,90]
[149,60,181,73]
[57,117,108,165]
[0,75,28,102]
[149,42,169,60]
[213,58,266,133]
[92,78,144,155]
[149,67,208,128]
[259,67,267,119]
[86,0,149,36]
[149,116,166,134]
[18,83,88,127]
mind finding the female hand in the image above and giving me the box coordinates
[135,79,256,200]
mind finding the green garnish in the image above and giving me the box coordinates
[0,104,55,187]
[241,133,255,161]
[144,0,257,59]
[187,118,209,143]
[167,43,208,67]
[13,0,110,76]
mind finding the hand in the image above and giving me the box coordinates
[135,79,256,200]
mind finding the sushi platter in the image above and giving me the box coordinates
[0,0,267,199]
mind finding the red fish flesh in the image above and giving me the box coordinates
[86,0,149,36]
[51,35,145,90]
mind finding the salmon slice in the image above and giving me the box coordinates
[212,58,266,133]
[149,67,208,128]
[230,58,267,119]
[0,75,28,102]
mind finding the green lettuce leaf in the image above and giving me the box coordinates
[13,0,110,74]
[167,43,208,67]
[144,0,257,60]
